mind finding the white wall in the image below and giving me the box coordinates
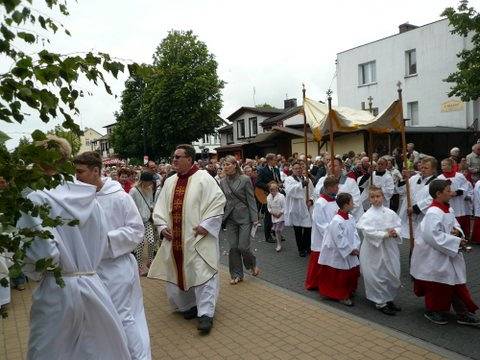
[337,19,477,129]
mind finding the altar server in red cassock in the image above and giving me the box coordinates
[410,179,480,326]
[318,193,360,306]
[305,176,339,290]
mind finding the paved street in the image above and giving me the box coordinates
[218,226,480,360]
[1,269,460,360]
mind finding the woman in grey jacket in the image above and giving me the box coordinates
[129,172,161,276]
[220,156,260,284]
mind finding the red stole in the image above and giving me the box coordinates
[337,210,349,220]
[320,194,335,202]
[442,170,456,179]
[429,199,450,213]
[171,165,199,290]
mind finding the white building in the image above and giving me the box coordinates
[192,117,229,158]
[79,127,104,154]
[336,19,479,129]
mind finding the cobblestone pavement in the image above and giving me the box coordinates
[219,226,480,360]
[0,268,462,359]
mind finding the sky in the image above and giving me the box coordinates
[3,0,480,149]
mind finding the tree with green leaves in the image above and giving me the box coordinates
[112,30,224,160]
[442,0,480,101]
[0,0,138,306]
[256,103,275,109]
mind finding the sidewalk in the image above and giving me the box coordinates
[1,269,460,360]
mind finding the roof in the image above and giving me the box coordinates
[103,122,117,128]
[217,124,233,132]
[337,18,447,55]
[226,106,284,121]
[215,143,247,151]
[252,126,313,143]
[261,106,303,126]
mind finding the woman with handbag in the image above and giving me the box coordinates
[219,155,260,284]
[129,172,161,276]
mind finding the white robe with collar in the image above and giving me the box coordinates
[17,182,131,360]
[410,206,466,285]
[437,172,472,217]
[357,206,402,304]
[284,176,315,228]
[96,178,150,360]
[397,173,434,239]
[359,171,395,210]
[315,175,363,220]
[311,196,338,252]
[318,214,361,270]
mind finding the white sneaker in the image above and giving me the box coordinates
[275,245,282,252]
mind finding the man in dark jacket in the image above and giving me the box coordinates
[255,153,282,243]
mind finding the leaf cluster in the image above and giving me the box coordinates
[442,0,480,101]
[111,30,224,160]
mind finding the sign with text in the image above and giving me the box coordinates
[441,100,464,112]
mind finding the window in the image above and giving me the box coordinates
[407,101,419,126]
[86,140,90,146]
[249,117,258,137]
[405,49,417,75]
[237,119,245,138]
[227,132,234,144]
[358,61,376,85]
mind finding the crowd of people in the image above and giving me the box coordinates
[2,137,480,359]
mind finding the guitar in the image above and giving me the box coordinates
[254,186,269,205]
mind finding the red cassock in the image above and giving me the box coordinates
[318,265,360,300]
[456,215,471,239]
[305,251,320,290]
[414,279,478,313]
[471,217,480,244]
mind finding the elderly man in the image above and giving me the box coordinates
[148,144,226,334]
[466,143,480,183]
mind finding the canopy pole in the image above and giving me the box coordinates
[327,89,334,173]
[397,81,415,254]
[302,84,310,202]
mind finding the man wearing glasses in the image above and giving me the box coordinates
[148,144,226,334]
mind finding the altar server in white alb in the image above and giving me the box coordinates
[0,252,11,313]
[397,156,437,239]
[410,179,479,327]
[315,158,363,220]
[74,151,151,360]
[357,186,402,316]
[437,158,472,237]
[471,179,480,244]
[18,137,130,360]
[359,157,394,211]
[284,160,315,257]
[318,193,361,306]
[148,144,226,334]
[305,175,339,290]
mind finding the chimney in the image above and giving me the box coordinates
[284,98,297,109]
[399,22,418,34]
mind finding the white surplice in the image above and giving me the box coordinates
[96,178,150,360]
[410,206,466,285]
[474,180,480,216]
[397,173,435,239]
[17,182,130,360]
[148,168,226,317]
[359,171,395,210]
[318,214,361,270]
[357,206,402,304]
[267,192,286,223]
[311,196,338,252]
[0,252,11,306]
[284,175,315,228]
[437,172,472,217]
[315,175,364,220]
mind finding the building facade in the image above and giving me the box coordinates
[79,127,104,154]
[336,19,479,130]
[192,117,229,158]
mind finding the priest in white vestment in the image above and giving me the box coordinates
[357,186,402,315]
[148,144,226,334]
[74,151,150,360]
[359,157,394,211]
[314,158,363,220]
[17,181,131,360]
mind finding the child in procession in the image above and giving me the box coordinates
[305,175,339,290]
[318,193,360,306]
[357,186,402,315]
[410,179,480,326]
[267,181,286,252]
[471,178,480,244]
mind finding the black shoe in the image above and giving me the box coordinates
[457,313,480,327]
[424,311,448,325]
[265,237,275,243]
[182,306,198,320]
[378,305,396,316]
[387,301,402,312]
[197,315,213,334]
